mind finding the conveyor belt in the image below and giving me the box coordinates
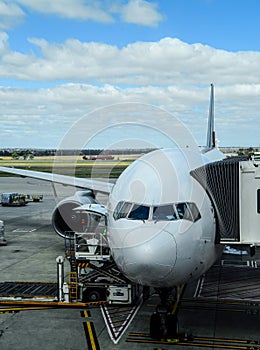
[0,281,57,298]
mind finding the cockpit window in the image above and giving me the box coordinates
[113,201,201,223]
[187,202,201,222]
[176,203,192,221]
[153,204,177,221]
[128,204,149,220]
[113,201,132,220]
[176,202,201,222]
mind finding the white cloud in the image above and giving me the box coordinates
[0,0,25,29]
[0,35,259,148]
[15,0,114,22]
[11,0,164,26]
[0,83,259,148]
[120,0,163,27]
[0,36,260,87]
[0,32,9,54]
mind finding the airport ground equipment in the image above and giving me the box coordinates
[25,194,43,202]
[65,231,142,305]
[62,203,142,305]
[0,220,6,246]
[1,192,27,206]
[1,192,43,206]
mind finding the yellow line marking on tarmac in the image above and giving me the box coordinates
[84,309,89,318]
[126,338,250,349]
[86,321,97,350]
[0,307,54,313]
[196,336,249,345]
[0,300,106,308]
[127,333,260,349]
[83,309,100,350]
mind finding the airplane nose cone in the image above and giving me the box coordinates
[117,227,177,287]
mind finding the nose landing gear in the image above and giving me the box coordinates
[149,287,181,340]
[150,308,179,340]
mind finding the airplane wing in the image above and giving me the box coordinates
[0,166,113,194]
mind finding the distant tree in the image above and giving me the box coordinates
[27,153,34,160]
[23,153,34,160]
[11,152,19,160]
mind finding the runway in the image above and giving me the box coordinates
[1,177,260,349]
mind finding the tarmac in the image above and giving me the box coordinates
[1,177,260,349]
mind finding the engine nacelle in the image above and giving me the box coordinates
[52,190,98,238]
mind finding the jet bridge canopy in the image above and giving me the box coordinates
[191,157,260,245]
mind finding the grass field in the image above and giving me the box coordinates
[0,156,133,178]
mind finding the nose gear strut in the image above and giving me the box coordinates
[150,286,186,340]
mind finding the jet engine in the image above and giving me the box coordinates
[52,190,98,238]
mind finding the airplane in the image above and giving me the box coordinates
[0,84,226,338]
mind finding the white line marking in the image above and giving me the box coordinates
[13,228,37,233]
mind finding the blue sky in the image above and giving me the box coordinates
[0,0,260,149]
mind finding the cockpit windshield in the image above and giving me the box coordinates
[113,201,201,223]
[176,203,192,221]
[113,201,132,220]
[153,204,177,221]
[128,204,150,220]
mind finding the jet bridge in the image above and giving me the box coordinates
[190,156,260,245]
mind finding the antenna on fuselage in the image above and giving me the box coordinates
[206,83,216,149]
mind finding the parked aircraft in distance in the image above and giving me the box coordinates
[0,84,226,337]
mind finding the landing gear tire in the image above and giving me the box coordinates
[150,313,164,339]
[150,312,179,340]
[166,314,179,338]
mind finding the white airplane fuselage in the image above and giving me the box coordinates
[107,147,224,288]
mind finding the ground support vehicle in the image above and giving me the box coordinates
[1,192,43,206]
[25,194,43,202]
[1,192,27,206]
[0,220,6,245]
[65,231,142,305]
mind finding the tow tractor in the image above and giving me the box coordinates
[64,204,142,305]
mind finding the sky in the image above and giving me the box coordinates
[0,0,260,149]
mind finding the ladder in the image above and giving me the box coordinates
[64,232,75,259]
[68,272,78,302]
